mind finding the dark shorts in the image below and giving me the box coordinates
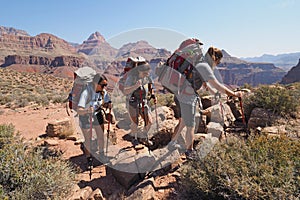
[174,96,196,127]
[127,96,150,119]
[79,112,104,129]
[128,101,150,118]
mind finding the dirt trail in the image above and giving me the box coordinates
[0,104,180,199]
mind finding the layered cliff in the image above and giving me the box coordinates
[0,26,291,84]
[0,26,29,36]
[1,55,84,68]
[280,59,300,84]
[77,32,118,60]
[116,40,171,61]
[0,32,77,56]
[218,51,286,86]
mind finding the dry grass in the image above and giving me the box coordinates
[180,135,300,200]
[179,83,300,200]
[0,68,73,108]
[0,124,76,199]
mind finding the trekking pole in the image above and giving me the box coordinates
[237,95,250,137]
[106,106,112,157]
[154,97,159,134]
[88,112,93,180]
[238,97,246,126]
[140,87,151,154]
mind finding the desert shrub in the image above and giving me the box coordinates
[15,98,29,108]
[241,83,253,91]
[0,124,75,200]
[51,95,68,104]
[0,94,13,106]
[0,68,72,108]
[180,135,300,200]
[0,124,14,148]
[155,93,174,107]
[243,84,299,119]
[113,103,128,119]
[35,95,50,106]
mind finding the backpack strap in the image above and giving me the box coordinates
[85,84,94,107]
[196,93,203,113]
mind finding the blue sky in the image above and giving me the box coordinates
[1,0,299,57]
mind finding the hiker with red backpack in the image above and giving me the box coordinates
[122,57,156,147]
[157,39,243,160]
[76,74,112,164]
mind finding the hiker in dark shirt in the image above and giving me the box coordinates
[123,60,156,146]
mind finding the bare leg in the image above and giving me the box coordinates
[94,125,104,153]
[130,115,139,140]
[172,118,185,141]
[82,128,92,157]
[142,109,152,132]
[185,126,195,150]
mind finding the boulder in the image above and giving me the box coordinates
[262,125,286,135]
[68,186,93,200]
[207,122,224,138]
[46,117,74,138]
[248,108,279,129]
[87,188,104,200]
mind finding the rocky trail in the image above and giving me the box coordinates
[1,93,299,199]
[0,103,186,199]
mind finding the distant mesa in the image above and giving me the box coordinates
[218,50,286,86]
[241,52,300,71]
[0,30,78,57]
[115,40,171,61]
[0,26,29,36]
[280,59,300,84]
[0,25,299,86]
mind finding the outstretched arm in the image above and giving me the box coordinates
[207,79,242,97]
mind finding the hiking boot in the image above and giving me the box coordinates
[185,149,197,160]
[132,139,139,146]
[87,156,93,170]
[80,143,85,153]
[139,138,153,146]
[168,140,184,151]
[146,140,153,146]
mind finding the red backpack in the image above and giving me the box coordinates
[167,38,203,79]
[155,38,204,95]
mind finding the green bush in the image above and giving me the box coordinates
[155,93,174,107]
[0,124,76,200]
[0,124,14,148]
[180,135,300,200]
[243,84,299,118]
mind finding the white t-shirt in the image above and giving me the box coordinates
[78,84,111,110]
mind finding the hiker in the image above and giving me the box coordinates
[170,46,243,159]
[123,59,156,146]
[77,74,112,162]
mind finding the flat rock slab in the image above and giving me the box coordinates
[109,146,180,189]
